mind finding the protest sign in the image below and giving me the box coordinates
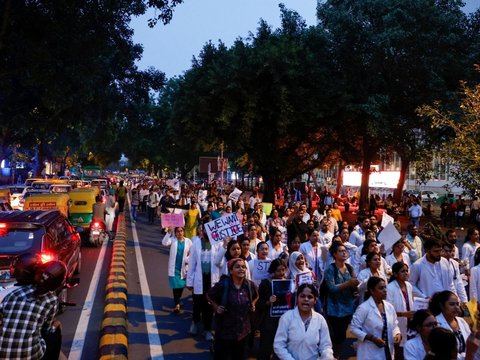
[413,297,430,311]
[271,279,294,317]
[161,213,185,228]
[381,212,395,228]
[378,222,402,254]
[252,260,272,281]
[229,188,242,202]
[262,202,273,216]
[204,213,244,244]
[296,272,314,288]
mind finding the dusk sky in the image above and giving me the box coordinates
[131,0,479,79]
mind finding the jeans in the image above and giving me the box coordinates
[147,206,156,223]
[131,205,138,221]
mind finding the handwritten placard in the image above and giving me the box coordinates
[252,260,272,281]
[161,213,185,228]
[262,202,273,216]
[271,279,294,317]
[229,188,242,202]
[296,271,314,288]
[204,212,244,244]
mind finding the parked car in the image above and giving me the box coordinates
[421,190,439,201]
[0,210,81,303]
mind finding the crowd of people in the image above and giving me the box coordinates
[129,179,480,360]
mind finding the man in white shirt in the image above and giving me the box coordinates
[404,224,424,263]
[408,199,423,228]
[318,219,334,247]
[410,238,457,299]
[349,216,370,247]
[441,241,468,305]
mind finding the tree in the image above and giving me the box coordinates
[419,71,480,194]
[0,0,182,174]
[318,0,475,209]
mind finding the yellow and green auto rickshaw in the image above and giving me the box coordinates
[68,188,98,229]
[23,193,71,217]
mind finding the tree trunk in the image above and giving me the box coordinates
[395,157,409,205]
[262,174,279,203]
[359,142,372,212]
[33,142,45,177]
[336,161,344,195]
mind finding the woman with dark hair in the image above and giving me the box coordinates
[403,309,437,360]
[357,252,389,303]
[184,199,201,239]
[324,242,359,358]
[429,290,470,359]
[161,226,193,313]
[385,240,411,268]
[257,259,288,360]
[266,227,286,260]
[424,327,459,360]
[274,283,333,360]
[214,238,251,278]
[351,277,401,359]
[386,262,415,359]
[207,258,258,360]
[461,228,480,272]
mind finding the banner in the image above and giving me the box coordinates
[160,213,185,228]
[204,212,244,244]
[252,260,272,281]
[271,279,294,317]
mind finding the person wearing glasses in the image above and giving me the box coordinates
[404,309,438,360]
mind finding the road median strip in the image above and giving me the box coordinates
[99,213,128,359]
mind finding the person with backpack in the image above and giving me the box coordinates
[206,258,258,360]
[324,242,360,359]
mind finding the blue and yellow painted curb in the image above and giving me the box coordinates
[99,213,128,359]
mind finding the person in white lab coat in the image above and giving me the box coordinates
[351,276,401,360]
[404,309,437,360]
[273,283,334,360]
[386,262,415,357]
[428,290,470,360]
[468,247,480,301]
[186,225,220,340]
[357,252,389,303]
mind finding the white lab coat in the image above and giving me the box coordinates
[351,297,400,360]
[162,233,192,279]
[299,241,327,284]
[409,256,456,298]
[404,335,426,360]
[385,253,411,268]
[447,258,468,303]
[386,280,414,346]
[357,268,388,303]
[274,307,334,360]
[436,313,470,360]
[186,237,221,294]
[470,264,480,301]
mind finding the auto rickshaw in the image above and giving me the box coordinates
[23,193,71,217]
[68,188,98,229]
[0,188,10,204]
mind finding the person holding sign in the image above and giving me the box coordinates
[288,252,317,301]
[162,227,193,313]
[273,284,333,360]
[257,259,289,360]
[206,258,258,360]
[248,241,271,286]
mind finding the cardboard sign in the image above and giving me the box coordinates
[160,213,185,228]
[413,297,430,311]
[377,222,402,254]
[204,213,244,244]
[252,260,272,281]
[381,212,395,228]
[296,271,314,288]
[229,188,242,202]
[262,202,273,216]
[271,279,294,317]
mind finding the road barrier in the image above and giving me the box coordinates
[99,213,128,359]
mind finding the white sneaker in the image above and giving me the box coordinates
[204,331,214,341]
[189,322,198,335]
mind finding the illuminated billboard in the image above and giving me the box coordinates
[343,171,401,188]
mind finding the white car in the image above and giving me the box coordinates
[421,190,438,201]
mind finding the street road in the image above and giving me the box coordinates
[57,237,112,359]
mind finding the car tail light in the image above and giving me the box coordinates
[39,252,57,264]
[0,223,6,229]
[93,221,100,228]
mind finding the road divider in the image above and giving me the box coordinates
[99,213,128,359]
